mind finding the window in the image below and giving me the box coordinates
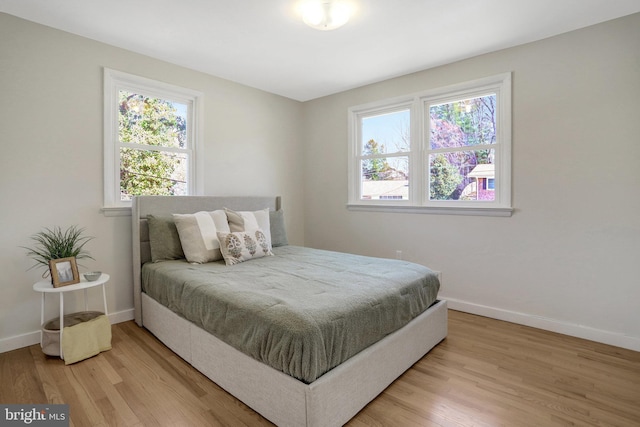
[348,73,511,216]
[358,107,411,201]
[103,69,203,212]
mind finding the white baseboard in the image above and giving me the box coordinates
[0,330,40,354]
[107,308,135,325]
[0,308,135,354]
[441,296,640,352]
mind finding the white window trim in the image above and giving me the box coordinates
[102,68,204,215]
[347,73,512,217]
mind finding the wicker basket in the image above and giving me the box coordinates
[41,311,104,356]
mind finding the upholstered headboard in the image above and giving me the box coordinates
[132,195,281,326]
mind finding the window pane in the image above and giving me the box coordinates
[360,156,409,200]
[361,109,410,154]
[120,148,187,201]
[119,91,187,148]
[429,149,495,201]
[430,94,496,149]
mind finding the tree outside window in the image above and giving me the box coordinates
[429,94,497,201]
[118,91,188,200]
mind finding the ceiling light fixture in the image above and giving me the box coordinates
[301,1,352,31]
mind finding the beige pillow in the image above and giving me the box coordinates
[173,210,230,263]
[224,208,272,248]
[217,230,273,265]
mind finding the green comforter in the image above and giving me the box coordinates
[142,246,440,383]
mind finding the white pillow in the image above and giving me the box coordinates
[224,208,272,248]
[173,210,230,263]
[217,230,273,265]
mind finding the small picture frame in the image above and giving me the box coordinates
[49,257,80,287]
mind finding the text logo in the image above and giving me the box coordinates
[1,405,68,426]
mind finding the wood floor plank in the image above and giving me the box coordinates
[1,310,639,426]
[4,347,46,403]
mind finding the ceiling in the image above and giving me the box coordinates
[2,0,639,101]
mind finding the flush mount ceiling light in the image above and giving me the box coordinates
[301,1,352,31]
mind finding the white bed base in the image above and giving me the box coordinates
[132,196,448,427]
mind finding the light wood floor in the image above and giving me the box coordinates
[1,310,639,426]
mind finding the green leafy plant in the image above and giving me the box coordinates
[23,226,94,276]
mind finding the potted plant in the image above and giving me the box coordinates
[23,225,94,281]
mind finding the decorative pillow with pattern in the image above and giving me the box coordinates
[224,208,272,248]
[217,229,273,265]
[173,210,230,263]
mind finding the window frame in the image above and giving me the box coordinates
[347,73,512,217]
[103,68,204,215]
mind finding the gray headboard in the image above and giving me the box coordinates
[132,195,281,326]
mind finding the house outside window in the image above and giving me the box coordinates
[103,69,203,213]
[465,164,495,200]
[348,73,512,216]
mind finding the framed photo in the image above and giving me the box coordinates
[49,257,80,287]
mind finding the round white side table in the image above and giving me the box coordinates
[33,273,110,359]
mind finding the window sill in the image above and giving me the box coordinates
[100,206,132,217]
[346,203,513,217]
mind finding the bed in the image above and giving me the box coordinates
[132,195,447,427]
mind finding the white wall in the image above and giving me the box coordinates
[302,13,640,350]
[0,13,305,351]
[2,12,639,354]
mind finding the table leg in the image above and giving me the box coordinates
[40,293,45,349]
[59,293,64,360]
[102,283,108,316]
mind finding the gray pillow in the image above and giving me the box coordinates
[147,215,185,262]
[269,209,288,247]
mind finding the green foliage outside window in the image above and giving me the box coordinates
[118,92,187,200]
[429,154,462,200]
[362,139,392,180]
